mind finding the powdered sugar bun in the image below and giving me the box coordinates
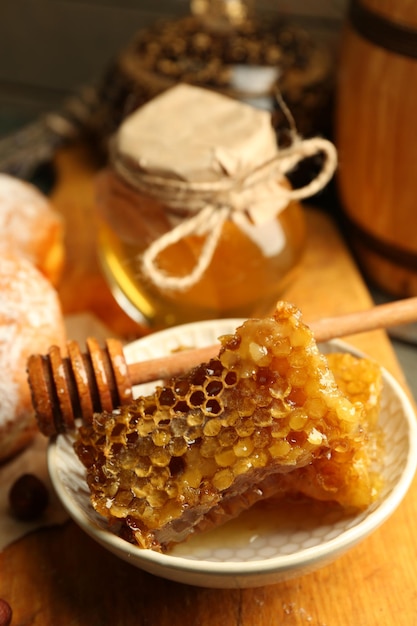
[0,250,67,461]
[0,174,64,285]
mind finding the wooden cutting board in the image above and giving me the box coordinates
[0,143,416,626]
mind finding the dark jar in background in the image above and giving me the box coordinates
[88,0,334,159]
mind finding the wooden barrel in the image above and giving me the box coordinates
[336,0,417,297]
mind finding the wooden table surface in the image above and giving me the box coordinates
[1,144,416,625]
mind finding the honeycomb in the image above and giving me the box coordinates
[74,302,383,551]
[327,352,382,429]
[273,352,384,510]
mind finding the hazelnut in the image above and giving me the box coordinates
[8,473,49,522]
[0,598,12,626]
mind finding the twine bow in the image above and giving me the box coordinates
[114,136,337,291]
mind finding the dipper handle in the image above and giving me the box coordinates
[28,297,417,437]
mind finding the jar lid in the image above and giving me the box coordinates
[114,84,278,183]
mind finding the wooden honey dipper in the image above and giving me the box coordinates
[28,297,417,437]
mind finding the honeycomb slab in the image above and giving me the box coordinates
[74,302,383,551]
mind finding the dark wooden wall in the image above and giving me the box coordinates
[0,1,346,124]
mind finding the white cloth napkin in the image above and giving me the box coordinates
[0,434,67,550]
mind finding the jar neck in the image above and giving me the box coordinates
[190,0,252,30]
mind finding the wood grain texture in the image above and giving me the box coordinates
[336,2,417,296]
[366,0,417,26]
[0,143,415,626]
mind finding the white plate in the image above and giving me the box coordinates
[47,319,417,588]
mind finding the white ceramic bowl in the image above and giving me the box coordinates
[47,319,417,588]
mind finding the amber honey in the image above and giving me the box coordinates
[97,197,305,329]
[171,496,349,558]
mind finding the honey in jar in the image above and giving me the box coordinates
[96,85,336,329]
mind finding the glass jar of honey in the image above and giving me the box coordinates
[96,84,336,330]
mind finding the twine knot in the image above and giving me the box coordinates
[114,135,337,292]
